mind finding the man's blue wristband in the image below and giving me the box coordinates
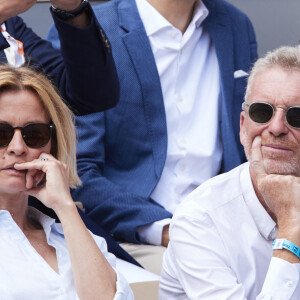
[272,239,300,259]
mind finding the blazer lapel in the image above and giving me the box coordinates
[117,0,168,178]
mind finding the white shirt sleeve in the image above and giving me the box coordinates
[136,218,171,245]
[161,213,249,299]
[258,257,300,300]
[160,213,300,300]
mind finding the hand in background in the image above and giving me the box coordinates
[0,0,36,23]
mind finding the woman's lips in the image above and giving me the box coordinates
[2,167,26,176]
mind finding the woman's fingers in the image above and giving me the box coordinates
[14,153,54,171]
[14,153,71,210]
[25,168,36,189]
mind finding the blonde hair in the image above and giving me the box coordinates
[0,65,81,188]
[245,45,300,101]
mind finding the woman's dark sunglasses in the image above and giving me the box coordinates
[242,102,300,129]
[0,123,55,148]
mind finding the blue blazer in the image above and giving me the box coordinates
[48,0,258,243]
[1,4,119,114]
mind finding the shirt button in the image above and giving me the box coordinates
[286,280,294,287]
[177,95,183,102]
[181,138,187,145]
[170,31,177,39]
[180,164,186,172]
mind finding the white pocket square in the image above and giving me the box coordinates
[234,70,249,78]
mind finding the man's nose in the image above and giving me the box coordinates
[267,108,289,136]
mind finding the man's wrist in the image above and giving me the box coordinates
[137,219,171,245]
[161,224,170,247]
[51,0,89,21]
[272,239,300,260]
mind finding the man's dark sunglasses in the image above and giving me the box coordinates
[0,123,55,148]
[242,102,300,129]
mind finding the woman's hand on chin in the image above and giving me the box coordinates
[14,153,75,214]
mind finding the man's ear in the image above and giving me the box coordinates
[240,111,246,146]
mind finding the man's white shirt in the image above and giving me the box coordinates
[160,163,300,299]
[135,0,223,245]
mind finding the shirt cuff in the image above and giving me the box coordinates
[258,257,300,300]
[136,219,171,245]
[114,268,134,300]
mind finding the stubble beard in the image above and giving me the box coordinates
[244,134,300,176]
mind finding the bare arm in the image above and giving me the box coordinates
[15,153,118,300]
[56,201,117,299]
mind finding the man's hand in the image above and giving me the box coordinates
[0,0,36,24]
[251,136,300,262]
[251,136,300,226]
[162,224,170,247]
[50,0,90,29]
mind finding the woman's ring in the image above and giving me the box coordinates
[40,157,48,162]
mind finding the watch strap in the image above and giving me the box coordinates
[51,0,89,20]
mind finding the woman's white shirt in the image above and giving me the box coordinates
[0,207,133,300]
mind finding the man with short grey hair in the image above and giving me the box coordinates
[160,45,300,299]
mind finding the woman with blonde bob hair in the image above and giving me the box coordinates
[0,65,132,299]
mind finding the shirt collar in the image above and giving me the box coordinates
[193,1,209,29]
[135,0,209,36]
[27,207,58,243]
[240,163,277,240]
[0,207,63,244]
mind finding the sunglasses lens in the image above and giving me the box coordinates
[287,107,300,128]
[0,124,14,147]
[23,124,52,148]
[248,103,273,123]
